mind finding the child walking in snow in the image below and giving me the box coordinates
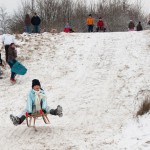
[7,43,27,83]
[10,79,63,126]
[1,31,15,62]
[7,43,17,82]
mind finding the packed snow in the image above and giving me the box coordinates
[0,31,150,150]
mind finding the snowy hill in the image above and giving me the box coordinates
[0,31,150,150]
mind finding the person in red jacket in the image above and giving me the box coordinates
[64,22,74,33]
[24,14,31,33]
[96,17,106,32]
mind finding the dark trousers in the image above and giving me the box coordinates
[25,25,31,33]
[8,59,16,79]
[88,25,94,32]
[5,45,10,62]
[19,109,56,124]
[0,53,2,64]
[33,25,40,33]
[96,27,106,32]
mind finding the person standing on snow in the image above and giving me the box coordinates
[136,22,143,31]
[10,79,63,126]
[31,12,41,33]
[1,31,15,62]
[86,14,94,32]
[128,20,135,31]
[24,14,31,33]
[96,17,106,32]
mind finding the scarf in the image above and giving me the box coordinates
[34,90,46,112]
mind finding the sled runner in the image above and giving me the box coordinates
[26,110,50,131]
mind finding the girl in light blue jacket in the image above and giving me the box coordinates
[10,79,63,126]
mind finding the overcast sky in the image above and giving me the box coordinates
[0,0,150,15]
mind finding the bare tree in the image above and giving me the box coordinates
[8,0,146,33]
[9,0,32,33]
[0,7,11,33]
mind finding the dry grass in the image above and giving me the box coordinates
[136,96,150,117]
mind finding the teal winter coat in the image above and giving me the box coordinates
[26,89,47,113]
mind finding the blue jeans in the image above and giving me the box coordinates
[88,25,94,32]
[25,25,31,33]
[8,59,17,79]
[33,25,40,33]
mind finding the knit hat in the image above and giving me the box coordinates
[32,79,41,88]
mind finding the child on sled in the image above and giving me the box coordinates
[10,79,63,126]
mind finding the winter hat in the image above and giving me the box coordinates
[32,79,41,88]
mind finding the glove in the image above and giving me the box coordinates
[42,109,46,114]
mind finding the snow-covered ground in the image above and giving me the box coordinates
[0,31,150,150]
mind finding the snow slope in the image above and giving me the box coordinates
[0,31,150,150]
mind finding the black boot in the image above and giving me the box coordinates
[10,114,20,126]
[50,105,63,117]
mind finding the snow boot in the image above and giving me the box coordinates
[50,105,63,117]
[56,105,63,117]
[10,114,20,126]
[10,78,16,83]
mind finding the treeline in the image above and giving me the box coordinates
[0,0,147,33]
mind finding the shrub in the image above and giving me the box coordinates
[136,96,150,117]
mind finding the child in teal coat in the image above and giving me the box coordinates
[10,79,63,125]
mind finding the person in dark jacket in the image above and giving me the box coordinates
[31,13,41,33]
[7,43,17,83]
[128,20,135,31]
[136,22,143,31]
[24,14,31,33]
